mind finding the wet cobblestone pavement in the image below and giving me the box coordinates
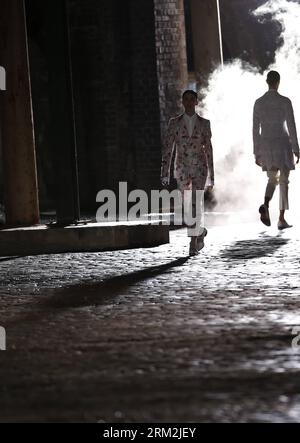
[0,214,300,422]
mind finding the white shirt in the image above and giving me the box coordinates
[184,113,197,137]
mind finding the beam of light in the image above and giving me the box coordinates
[201,0,300,224]
[216,0,224,67]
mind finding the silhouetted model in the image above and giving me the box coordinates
[161,90,214,256]
[253,71,300,229]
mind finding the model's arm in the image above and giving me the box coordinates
[205,121,214,187]
[253,101,261,158]
[161,118,176,184]
[286,99,300,157]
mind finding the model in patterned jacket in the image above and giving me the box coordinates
[161,90,215,256]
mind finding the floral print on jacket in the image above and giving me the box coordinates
[161,113,214,189]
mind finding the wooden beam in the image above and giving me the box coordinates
[0,0,40,227]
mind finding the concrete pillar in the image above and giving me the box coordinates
[0,0,40,227]
[189,0,223,86]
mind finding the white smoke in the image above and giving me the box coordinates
[202,0,300,222]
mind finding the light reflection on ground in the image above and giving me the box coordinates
[0,212,300,422]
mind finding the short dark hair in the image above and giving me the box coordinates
[182,90,198,100]
[267,70,280,86]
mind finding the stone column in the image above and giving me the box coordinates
[0,0,40,227]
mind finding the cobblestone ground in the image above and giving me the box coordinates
[0,212,300,423]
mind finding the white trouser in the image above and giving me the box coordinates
[265,169,290,211]
[177,179,205,237]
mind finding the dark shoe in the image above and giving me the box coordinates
[278,220,292,230]
[259,204,271,226]
[189,237,199,256]
[196,228,208,252]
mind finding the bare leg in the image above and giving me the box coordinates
[260,171,278,226]
[265,171,279,204]
[278,169,290,225]
[264,196,271,207]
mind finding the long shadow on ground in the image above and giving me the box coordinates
[220,234,289,260]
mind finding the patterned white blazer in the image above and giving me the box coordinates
[161,113,214,188]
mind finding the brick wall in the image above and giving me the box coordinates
[69,0,129,205]
[24,0,189,211]
[128,0,162,191]
[154,0,188,134]
[69,0,163,198]
[3,0,282,214]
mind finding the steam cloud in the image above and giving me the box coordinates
[202,0,300,222]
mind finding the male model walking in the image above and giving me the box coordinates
[253,71,299,229]
[161,90,214,255]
